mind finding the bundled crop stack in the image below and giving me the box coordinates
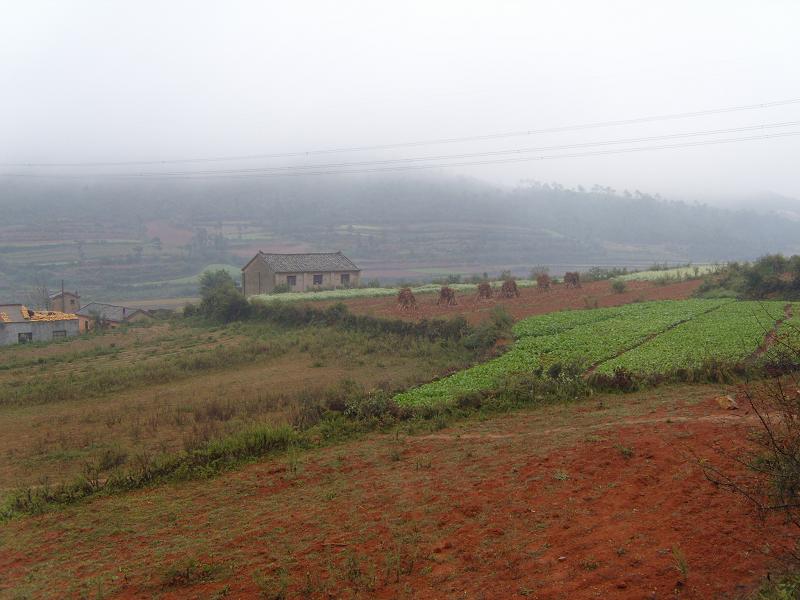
[564,272,581,288]
[397,287,417,311]
[476,282,493,300]
[437,286,457,306]
[536,274,551,291]
[500,279,520,298]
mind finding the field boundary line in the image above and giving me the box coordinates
[745,303,793,365]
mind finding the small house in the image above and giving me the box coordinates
[76,302,153,332]
[241,251,361,296]
[0,304,79,346]
[49,290,81,313]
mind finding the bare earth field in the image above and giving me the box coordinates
[0,386,792,599]
[321,279,703,325]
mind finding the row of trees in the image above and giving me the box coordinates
[699,254,800,299]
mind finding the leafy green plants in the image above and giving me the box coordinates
[597,301,785,375]
[395,300,727,407]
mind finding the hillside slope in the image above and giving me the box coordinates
[2,175,799,299]
[0,387,792,599]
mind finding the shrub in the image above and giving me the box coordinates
[463,307,513,350]
[198,270,251,322]
[587,367,638,392]
[249,301,471,342]
[610,279,627,294]
[344,392,405,422]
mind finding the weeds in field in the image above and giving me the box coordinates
[285,444,301,478]
[672,547,689,583]
[162,557,223,587]
[253,567,288,600]
[580,557,600,570]
[754,572,800,599]
[414,456,433,470]
[614,443,634,459]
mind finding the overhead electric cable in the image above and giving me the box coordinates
[114,120,800,176]
[2,97,800,167]
[4,129,796,180]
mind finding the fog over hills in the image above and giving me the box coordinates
[0,174,800,294]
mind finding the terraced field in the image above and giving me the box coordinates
[396,299,786,406]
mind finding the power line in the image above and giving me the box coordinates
[3,97,800,168]
[163,130,800,177]
[119,120,800,176]
[5,129,791,180]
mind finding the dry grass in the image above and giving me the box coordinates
[2,384,779,600]
[0,319,475,492]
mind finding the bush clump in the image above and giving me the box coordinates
[610,279,627,294]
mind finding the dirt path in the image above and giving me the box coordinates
[747,303,793,364]
[0,384,794,599]
[584,302,725,377]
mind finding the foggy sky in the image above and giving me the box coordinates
[1,1,799,200]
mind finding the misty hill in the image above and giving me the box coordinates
[1,175,799,301]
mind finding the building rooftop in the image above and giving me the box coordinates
[0,304,78,323]
[251,251,360,273]
[76,302,146,322]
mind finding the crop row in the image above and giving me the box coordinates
[395,300,726,406]
[596,301,786,374]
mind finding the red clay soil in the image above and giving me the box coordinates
[1,389,795,599]
[323,279,703,325]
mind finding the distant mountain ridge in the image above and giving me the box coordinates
[1,175,799,297]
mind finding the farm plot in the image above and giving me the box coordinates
[596,301,787,375]
[252,279,538,304]
[395,300,725,406]
[764,302,800,354]
[620,264,722,281]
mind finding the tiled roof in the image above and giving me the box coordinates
[76,303,145,322]
[257,252,360,273]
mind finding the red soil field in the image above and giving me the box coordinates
[1,388,794,599]
[145,220,194,247]
[325,279,703,325]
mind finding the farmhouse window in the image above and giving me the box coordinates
[53,330,67,339]
[313,274,323,285]
[340,273,350,285]
[287,275,297,287]
[18,332,32,343]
